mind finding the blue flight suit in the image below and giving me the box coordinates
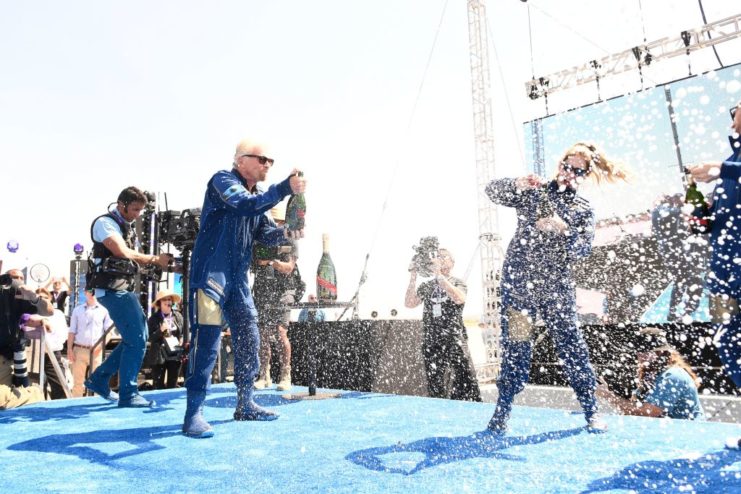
[709,135,741,387]
[485,178,599,429]
[186,168,292,402]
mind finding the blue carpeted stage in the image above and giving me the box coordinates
[1,384,740,493]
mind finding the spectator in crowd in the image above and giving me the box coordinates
[183,137,305,438]
[0,269,53,409]
[67,289,113,397]
[44,276,70,313]
[405,248,481,402]
[252,204,301,391]
[687,99,741,449]
[84,186,173,407]
[23,288,69,399]
[298,294,326,323]
[146,290,184,389]
[596,328,704,420]
[650,194,705,322]
[484,142,628,435]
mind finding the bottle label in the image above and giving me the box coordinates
[688,204,712,234]
[317,277,337,293]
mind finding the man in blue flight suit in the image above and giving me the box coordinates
[85,186,173,407]
[485,142,627,435]
[182,137,305,438]
[687,100,740,449]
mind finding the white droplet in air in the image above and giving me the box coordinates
[630,284,645,297]
[727,79,741,94]
[699,95,710,105]
[682,314,694,325]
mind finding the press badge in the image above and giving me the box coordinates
[432,304,442,318]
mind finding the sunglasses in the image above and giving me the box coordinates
[240,154,274,166]
[561,161,591,177]
[732,106,738,120]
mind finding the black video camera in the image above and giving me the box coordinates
[158,208,201,250]
[0,273,14,287]
[410,236,439,277]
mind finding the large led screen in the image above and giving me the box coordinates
[523,65,741,325]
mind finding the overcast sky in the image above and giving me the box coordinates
[1,0,739,319]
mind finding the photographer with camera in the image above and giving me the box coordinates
[405,246,481,402]
[182,137,305,438]
[252,205,303,391]
[0,269,53,409]
[84,186,173,408]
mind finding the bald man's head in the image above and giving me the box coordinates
[234,138,272,164]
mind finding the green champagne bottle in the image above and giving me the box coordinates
[316,233,337,302]
[684,172,711,234]
[286,192,306,231]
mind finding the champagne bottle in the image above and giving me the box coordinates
[286,191,306,232]
[684,172,711,234]
[316,233,337,302]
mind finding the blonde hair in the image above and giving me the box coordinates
[559,141,629,184]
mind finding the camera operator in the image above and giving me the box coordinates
[405,248,481,402]
[0,269,52,409]
[84,186,173,408]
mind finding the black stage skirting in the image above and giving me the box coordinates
[245,320,737,399]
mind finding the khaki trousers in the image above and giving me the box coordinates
[0,384,43,410]
[71,346,102,397]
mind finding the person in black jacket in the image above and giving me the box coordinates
[1,269,53,402]
[146,290,184,389]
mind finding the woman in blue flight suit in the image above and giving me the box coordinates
[485,142,627,434]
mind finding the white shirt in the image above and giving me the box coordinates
[45,309,69,352]
[68,302,113,346]
[21,309,69,352]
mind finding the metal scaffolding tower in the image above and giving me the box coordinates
[530,119,545,177]
[467,0,504,381]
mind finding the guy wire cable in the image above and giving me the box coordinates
[487,4,528,170]
[462,241,481,283]
[345,0,451,305]
[528,1,662,89]
[637,0,648,45]
[696,0,724,68]
[366,0,451,256]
